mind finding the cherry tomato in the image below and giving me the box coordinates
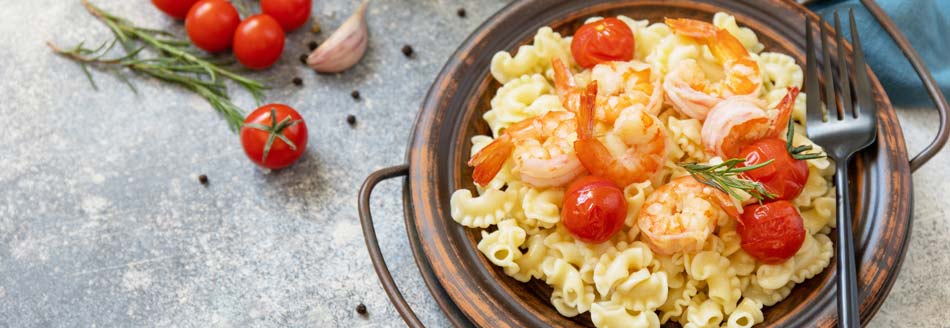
[738,201,806,264]
[570,18,635,68]
[261,0,312,32]
[185,0,241,53]
[152,0,201,19]
[738,138,809,201]
[561,176,628,244]
[233,15,286,69]
[240,104,308,169]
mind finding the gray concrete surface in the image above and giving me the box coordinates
[0,0,946,327]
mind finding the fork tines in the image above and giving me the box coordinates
[805,10,875,124]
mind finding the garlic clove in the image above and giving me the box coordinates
[306,0,369,73]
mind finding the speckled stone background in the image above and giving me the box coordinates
[0,0,946,327]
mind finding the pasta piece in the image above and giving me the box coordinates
[490,27,574,84]
[609,270,669,312]
[659,278,699,323]
[593,241,656,297]
[590,302,661,328]
[801,196,835,234]
[755,258,795,290]
[450,187,515,228]
[544,225,616,284]
[647,34,705,76]
[688,251,741,314]
[792,166,831,209]
[654,252,687,289]
[684,297,725,328]
[667,116,708,163]
[758,52,803,92]
[622,180,654,231]
[486,74,555,131]
[477,219,527,276]
[551,289,581,317]
[790,233,833,283]
[743,277,794,307]
[521,187,564,231]
[511,231,551,282]
[717,218,742,257]
[727,250,757,277]
[725,298,764,328]
[617,16,672,61]
[543,257,596,315]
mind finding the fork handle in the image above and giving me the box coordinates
[834,160,861,328]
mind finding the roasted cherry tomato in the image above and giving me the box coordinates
[561,175,628,244]
[739,138,809,201]
[240,104,308,169]
[185,0,241,53]
[233,14,286,69]
[152,0,201,19]
[738,201,806,264]
[570,18,635,68]
[261,0,312,32]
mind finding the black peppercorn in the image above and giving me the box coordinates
[307,41,319,51]
[355,303,367,315]
[299,54,308,65]
[198,174,208,185]
[292,77,303,86]
[350,90,361,100]
[401,44,414,57]
[457,8,466,18]
[346,115,357,126]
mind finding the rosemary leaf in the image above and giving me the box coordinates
[79,0,267,103]
[680,159,777,202]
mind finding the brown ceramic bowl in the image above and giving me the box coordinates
[360,0,947,327]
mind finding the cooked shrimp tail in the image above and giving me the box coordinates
[553,57,576,95]
[552,57,581,113]
[576,81,598,140]
[468,136,514,186]
[664,18,718,39]
[665,18,761,96]
[767,87,800,138]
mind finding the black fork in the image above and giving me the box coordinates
[804,10,877,328]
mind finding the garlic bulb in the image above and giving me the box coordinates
[307,0,369,73]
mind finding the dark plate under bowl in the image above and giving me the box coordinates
[403,0,914,327]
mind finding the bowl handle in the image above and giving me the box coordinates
[860,0,950,172]
[358,164,425,328]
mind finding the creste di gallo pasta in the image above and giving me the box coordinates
[450,13,835,327]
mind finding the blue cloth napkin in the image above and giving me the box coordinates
[809,0,950,109]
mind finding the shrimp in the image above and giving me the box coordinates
[662,59,724,120]
[572,82,668,187]
[552,58,662,124]
[662,18,762,120]
[468,111,586,188]
[637,176,740,255]
[701,87,799,158]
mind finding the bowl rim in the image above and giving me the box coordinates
[404,0,914,327]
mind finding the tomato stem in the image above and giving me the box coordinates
[244,108,301,163]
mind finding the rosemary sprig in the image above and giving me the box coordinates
[78,0,266,103]
[786,116,825,161]
[681,159,777,202]
[48,42,246,132]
